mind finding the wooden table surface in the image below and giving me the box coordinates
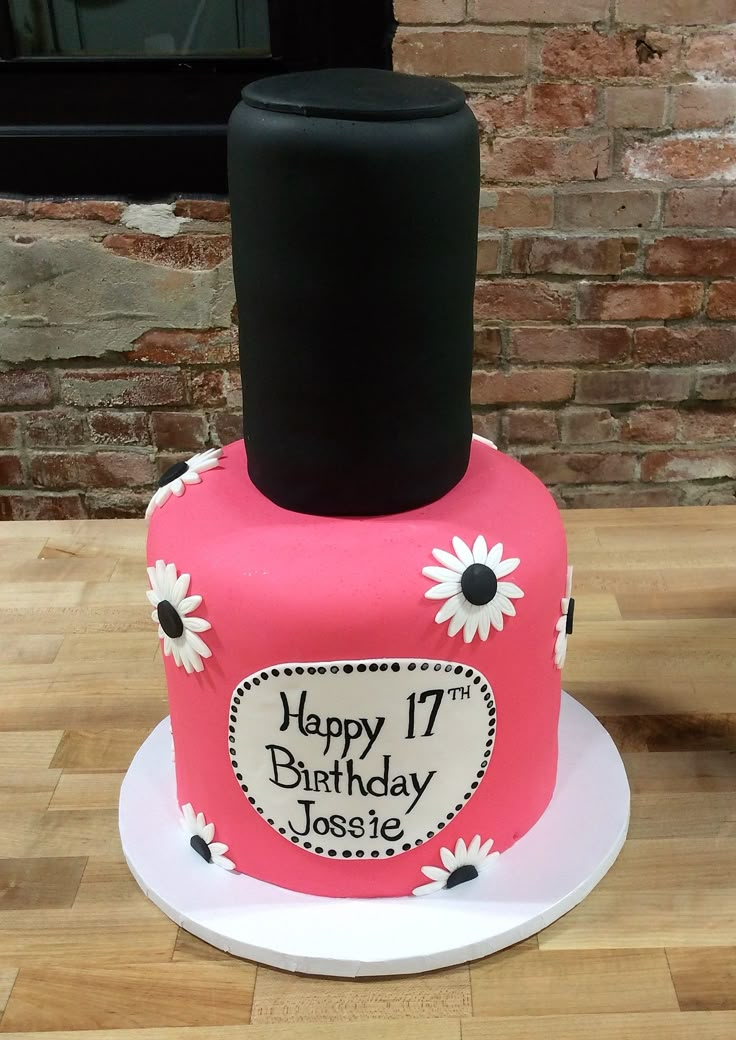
[0,507,734,1039]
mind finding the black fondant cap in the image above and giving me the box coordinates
[242,67,466,121]
[228,68,479,517]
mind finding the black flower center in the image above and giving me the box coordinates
[157,599,184,638]
[158,461,189,488]
[460,563,498,606]
[446,863,479,889]
[190,834,212,862]
[566,597,575,635]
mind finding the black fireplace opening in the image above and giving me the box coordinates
[0,0,395,196]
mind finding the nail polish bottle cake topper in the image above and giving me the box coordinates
[228,67,480,516]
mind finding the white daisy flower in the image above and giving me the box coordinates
[147,559,213,674]
[555,566,575,670]
[180,803,234,870]
[413,835,499,896]
[145,447,222,520]
[423,535,524,643]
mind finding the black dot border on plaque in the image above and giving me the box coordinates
[228,659,497,861]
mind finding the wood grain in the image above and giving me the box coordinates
[250,965,471,1023]
[0,858,86,910]
[0,1026,461,1040]
[470,947,678,1016]
[462,1011,736,1039]
[0,970,17,1018]
[0,964,257,1031]
[50,730,155,772]
[48,773,124,811]
[0,508,734,1037]
[666,947,736,1011]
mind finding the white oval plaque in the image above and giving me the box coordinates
[228,658,496,860]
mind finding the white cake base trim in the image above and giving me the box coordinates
[119,692,629,977]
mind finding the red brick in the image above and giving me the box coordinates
[479,189,553,229]
[475,280,572,320]
[0,493,86,521]
[125,327,238,365]
[0,371,53,407]
[577,368,691,403]
[468,92,526,133]
[85,490,150,519]
[472,411,501,444]
[102,233,231,269]
[476,237,502,275]
[680,408,736,442]
[26,199,124,223]
[0,454,24,487]
[642,449,736,482]
[0,198,26,217]
[88,411,150,446]
[707,281,736,319]
[503,408,559,445]
[605,87,667,128]
[472,368,575,404]
[674,85,736,130]
[472,0,608,19]
[484,135,611,183]
[394,0,466,22]
[579,281,703,320]
[621,407,678,443]
[510,236,637,275]
[473,326,503,363]
[624,137,736,182]
[24,411,85,448]
[665,188,736,228]
[528,84,597,130]
[173,198,230,221]
[393,29,527,77]
[520,451,637,484]
[0,415,20,448]
[542,30,680,80]
[189,370,242,409]
[559,407,619,444]
[30,451,155,490]
[685,33,736,79]
[634,326,735,364]
[152,412,209,452]
[555,190,658,230]
[696,369,736,400]
[59,369,185,408]
[511,325,630,363]
[211,412,243,446]
[562,485,683,507]
[617,0,736,23]
[647,237,736,277]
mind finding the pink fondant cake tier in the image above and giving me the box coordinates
[146,436,568,898]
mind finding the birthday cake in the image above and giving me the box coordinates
[144,69,573,899]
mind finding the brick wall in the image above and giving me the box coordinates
[1,4,736,518]
[396,1,736,508]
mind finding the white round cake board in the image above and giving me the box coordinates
[119,692,629,977]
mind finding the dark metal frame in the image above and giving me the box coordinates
[0,0,394,196]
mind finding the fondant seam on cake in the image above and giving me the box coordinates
[423,535,524,643]
[147,560,213,673]
[555,566,574,670]
[228,659,497,862]
[145,447,223,521]
[412,834,499,896]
